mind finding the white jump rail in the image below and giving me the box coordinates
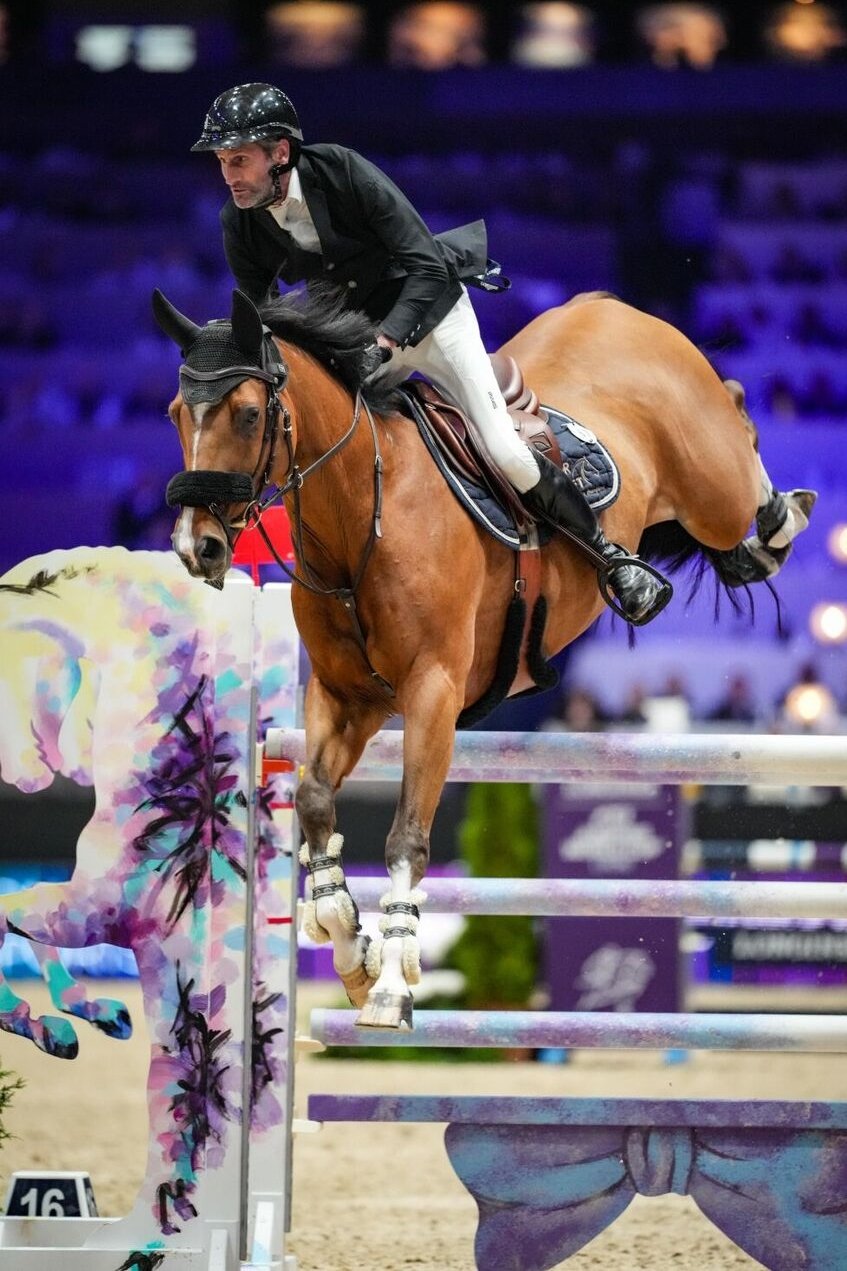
[265,726,847,786]
[346,876,847,919]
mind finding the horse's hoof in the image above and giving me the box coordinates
[33,1016,80,1060]
[355,991,414,1031]
[88,1000,133,1040]
[789,488,817,518]
[337,961,375,1010]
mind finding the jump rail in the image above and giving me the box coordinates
[347,875,847,919]
[265,726,847,785]
[311,1008,847,1052]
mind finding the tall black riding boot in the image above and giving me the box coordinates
[521,453,672,626]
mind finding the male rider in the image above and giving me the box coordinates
[191,82,669,624]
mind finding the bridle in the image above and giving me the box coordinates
[164,327,392,694]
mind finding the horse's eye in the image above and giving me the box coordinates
[241,405,261,428]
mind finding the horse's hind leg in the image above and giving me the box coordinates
[719,466,817,587]
[33,943,132,1040]
[358,665,462,1030]
[295,677,389,1008]
[721,379,817,584]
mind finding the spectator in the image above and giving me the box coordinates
[763,2,847,63]
[264,3,365,67]
[636,2,728,70]
[617,682,649,724]
[541,686,607,731]
[709,672,758,723]
[778,661,840,732]
[387,2,487,68]
[510,3,596,67]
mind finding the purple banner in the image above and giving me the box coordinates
[543,783,684,1013]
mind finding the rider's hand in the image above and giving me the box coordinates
[360,341,392,381]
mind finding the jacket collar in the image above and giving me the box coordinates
[296,150,361,260]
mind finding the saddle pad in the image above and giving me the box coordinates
[411,398,621,550]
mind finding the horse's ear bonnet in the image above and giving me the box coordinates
[152,288,201,354]
[153,288,274,407]
[230,289,265,365]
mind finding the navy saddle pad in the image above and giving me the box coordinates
[413,401,621,550]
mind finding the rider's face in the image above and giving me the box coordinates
[215,140,289,208]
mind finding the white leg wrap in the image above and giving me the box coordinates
[299,833,360,940]
[372,888,426,989]
[300,899,332,945]
[364,937,383,981]
[401,936,422,986]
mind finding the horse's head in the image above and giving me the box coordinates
[153,288,289,587]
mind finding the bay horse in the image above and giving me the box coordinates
[154,286,815,1030]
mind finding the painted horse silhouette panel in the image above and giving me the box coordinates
[0,547,291,1251]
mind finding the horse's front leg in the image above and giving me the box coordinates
[0,918,79,1058]
[358,666,461,1030]
[0,876,130,1059]
[295,675,388,1008]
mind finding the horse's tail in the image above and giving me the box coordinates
[638,520,782,627]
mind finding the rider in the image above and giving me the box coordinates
[191,82,669,625]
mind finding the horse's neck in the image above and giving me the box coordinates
[18,552,221,787]
[279,345,379,563]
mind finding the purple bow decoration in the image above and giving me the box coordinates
[445,1122,847,1271]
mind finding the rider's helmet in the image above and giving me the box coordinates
[190,83,303,152]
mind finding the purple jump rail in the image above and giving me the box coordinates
[311,1008,847,1052]
[308,1095,847,1271]
[346,876,847,919]
[264,726,847,785]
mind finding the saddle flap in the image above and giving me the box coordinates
[410,381,531,525]
[409,361,563,521]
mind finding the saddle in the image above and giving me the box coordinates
[408,354,563,533]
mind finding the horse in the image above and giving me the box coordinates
[0,546,291,1245]
[153,285,815,1031]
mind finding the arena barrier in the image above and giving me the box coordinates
[271,726,847,1270]
[0,549,301,1271]
[3,550,847,1270]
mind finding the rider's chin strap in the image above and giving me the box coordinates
[253,152,299,211]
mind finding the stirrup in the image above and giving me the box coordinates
[597,554,674,626]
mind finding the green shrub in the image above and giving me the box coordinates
[0,1065,23,1154]
[446,782,540,1010]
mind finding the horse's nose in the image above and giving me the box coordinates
[197,535,227,570]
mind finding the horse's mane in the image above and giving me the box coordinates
[259,284,406,414]
[0,564,95,596]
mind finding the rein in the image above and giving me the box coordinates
[166,334,393,696]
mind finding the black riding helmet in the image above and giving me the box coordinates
[191,83,303,152]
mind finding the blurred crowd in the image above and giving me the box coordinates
[542,661,845,734]
[2,2,846,71]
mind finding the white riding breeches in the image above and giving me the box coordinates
[388,288,542,493]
